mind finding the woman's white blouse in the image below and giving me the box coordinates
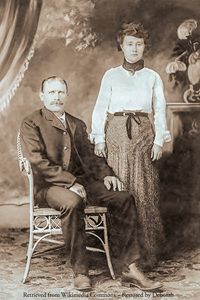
[90,65,171,146]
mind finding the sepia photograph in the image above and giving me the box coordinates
[0,0,199,299]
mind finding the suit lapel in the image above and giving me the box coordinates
[42,107,66,131]
[65,113,76,136]
[65,113,87,171]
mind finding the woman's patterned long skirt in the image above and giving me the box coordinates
[106,114,165,268]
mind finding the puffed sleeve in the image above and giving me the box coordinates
[90,70,112,144]
[152,73,171,146]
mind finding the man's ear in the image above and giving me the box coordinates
[39,92,44,102]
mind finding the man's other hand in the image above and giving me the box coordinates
[104,176,124,191]
[69,183,87,200]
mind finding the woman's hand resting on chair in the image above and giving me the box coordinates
[94,142,107,158]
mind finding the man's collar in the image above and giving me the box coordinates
[41,107,65,119]
[41,107,76,136]
[57,112,66,121]
[42,107,56,121]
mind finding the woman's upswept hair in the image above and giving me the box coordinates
[116,22,149,47]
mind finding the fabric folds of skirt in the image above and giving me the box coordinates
[105,113,165,267]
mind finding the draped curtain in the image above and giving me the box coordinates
[0,0,42,111]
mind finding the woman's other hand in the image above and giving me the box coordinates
[151,144,162,161]
[94,142,107,158]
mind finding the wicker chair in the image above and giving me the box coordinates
[17,131,115,283]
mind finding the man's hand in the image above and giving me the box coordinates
[94,142,107,158]
[69,183,87,200]
[104,176,124,191]
[151,144,163,161]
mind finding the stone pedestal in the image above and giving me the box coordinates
[161,102,200,216]
[164,103,200,154]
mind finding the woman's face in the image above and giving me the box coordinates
[121,35,145,63]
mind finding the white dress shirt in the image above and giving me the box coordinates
[90,65,171,146]
[58,113,66,127]
[54,112,66,128]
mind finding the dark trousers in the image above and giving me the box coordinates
[38,180,140,275]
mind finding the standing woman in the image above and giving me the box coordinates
[90,22,171,268]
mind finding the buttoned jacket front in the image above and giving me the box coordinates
[20,107,112,197]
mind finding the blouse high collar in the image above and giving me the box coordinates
[122,58,144,75]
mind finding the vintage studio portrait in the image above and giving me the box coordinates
[0,0,199,299]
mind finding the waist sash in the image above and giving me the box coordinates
[113,111,148,139]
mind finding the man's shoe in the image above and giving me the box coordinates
[74,274,92,291]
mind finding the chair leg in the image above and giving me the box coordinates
[22,231,34,283]
[104,243,116,280]
[102,214,116,280]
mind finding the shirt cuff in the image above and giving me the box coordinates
[163,130,172,143]
[89,133,105,144]
[154,130,172,147]
[154,139,164,147]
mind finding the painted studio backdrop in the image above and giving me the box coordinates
[0,0,200,249]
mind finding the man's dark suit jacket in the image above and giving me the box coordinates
[20,107,113,203]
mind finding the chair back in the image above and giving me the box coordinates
[17,130,34,221]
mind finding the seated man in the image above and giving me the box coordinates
[20,76,162,291]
